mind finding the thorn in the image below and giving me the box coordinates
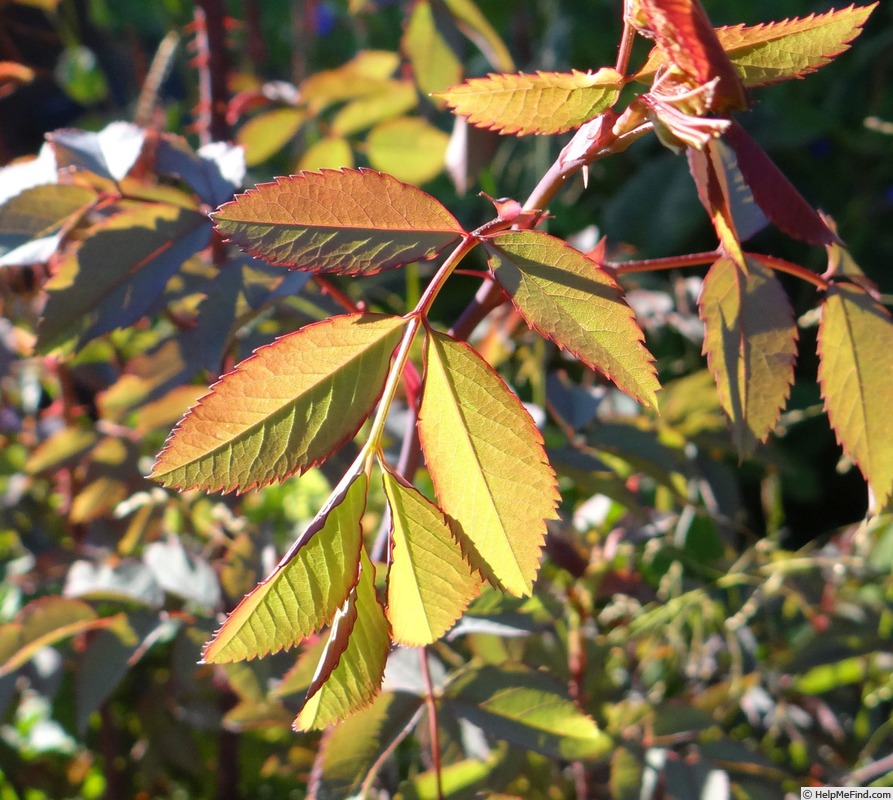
[582,165,590,189]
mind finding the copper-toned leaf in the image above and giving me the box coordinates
[484,231,659,408]
[818,283,893,508]
[723,122,836,247]
[634,0,746,111]
[418,331,559,596]
[203,475,367,663]
[699,256,797,455]
[151,314,406,493]
[295,548,390,731]
[212,169,465,275]
[437,69,621,136]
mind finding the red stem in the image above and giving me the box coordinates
[420,647,445,800]
[750,253,829,290]
[607,250,720,275]
[193,0,231,145]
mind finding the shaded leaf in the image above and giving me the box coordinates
[699,257,797,455]
[484,231,659,408]
[403,0,464,98]
[156,135,245,207]
[443,0,515,72]
[723,122,836,247]
[331,79,418,136]
[367,117,449,185]
[39,203,211,350]
[202,474,367,663]
[152,314,405,493]
[445,663,611,760]
[633,0,746,111]
[237,107,306,166]
[383,467,481,646]
[438,69,621,136]
[0,597,130,677]
[418,331,559,596]
[296,548,390,731]
[212,169,465,275]
[818,283,893,508]
[309,690,424,800]
[0,184,96,267]
[48,122,146,182]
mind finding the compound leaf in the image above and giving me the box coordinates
[382,467,481,646]
[700,257,797,456]
[203,474,367,663]
[418,331,559,596]
[212,169,465,275]
[485,230,659,409]
[296,548,390,731]
[445,663,612,760]
[152,314,406,493]
[818,283,893,508]
[437,69,621,136]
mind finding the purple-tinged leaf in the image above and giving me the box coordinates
[156,134,245,207]
[49,122,146,183]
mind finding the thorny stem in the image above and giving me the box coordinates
[420,647,445,800]
[752,252,830,290]
[614,7,636,77]
[606,250,720,275]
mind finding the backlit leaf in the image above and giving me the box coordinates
[0,183,96,267]
[297,137,354,172]
[403,0,464,98]
[39,203,210,350]
[382,467,481,646]
[48,122,146,182]
[152,314,406,493]
[723,122,835,247]
[366,117,449,185]
[445,663,612,760]
[418,331,559,596]
[818,283,893,508]
[633,0,746,111]
[25,426,97,474]
[202,474,367,663]
[301,51,400,111]
[331,80,417,136]
[699,257,797,455]
[443,0,515,72]
[212,169,465,275]
[296,548,390,730]
[484,231,659,409]
[237,108,306,166]
[309,690,424,800]
[437,69,621,136]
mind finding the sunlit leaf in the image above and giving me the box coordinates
[0,597,129,677]
[366,117,449,185]
[39,203,210,351]
[418,331,559,596]
[212,169,465,275]
[0,183,96,267]
[237,108,306,166]
[403,0,464,98]
[0,143,57,206]
[331,80,418,137]
[443,0,515,72]
[156,134,245,207]
[144,539,221,610]
[297,137,354,172]
[296,548,390,731]
[437,69,621,136]
[699,257,797,456]
[24,426,97,474]
[632,0,746,111]
[309,690,424,800]
[818,283,893,508]
[203,475,367,663]
[152,314,406,493]
[445,663,612,760]
[382,467,481,646]
[484,231,659,409]
[48,122,146,182]
[301,51,400,111]
[0,61,35,96]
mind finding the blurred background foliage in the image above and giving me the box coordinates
[0,0,892,798]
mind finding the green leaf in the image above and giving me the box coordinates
[818,283,893,508]
[301,51,401,111]
[0,183,95,266]
[330,79,418,136]
[444,663,612,760]
[367,117,450,186]
[437,69,621,136]
[297,137,354,172]
[24,426,97,474]
[296,548,390,731]
[382,467,481,646]
[484,230,659,409]
[310,690,424,800]
[152,314,406,493]
[418,331,559,596]
[237,108,306,166]
[699,257,797,456]
[202,475,367,663]
[212,169,465,275]
[39,203,210,351]
[402,0,464,98]
[443,0,515,72]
